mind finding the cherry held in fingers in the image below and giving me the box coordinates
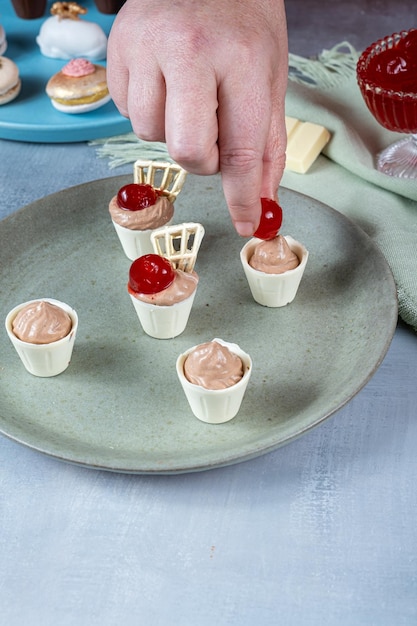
[129,254,175,294]
[254,198,283,240]
[117,183,160,211]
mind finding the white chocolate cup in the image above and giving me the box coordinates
[112,219,173,261]
[5,298,78,377]
[240,235,309,307]
[112,221,154,260]
[176,338,252,424]
[129,290,196,339]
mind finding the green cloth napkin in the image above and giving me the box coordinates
[91,43,417,332]
[283,43,417,333]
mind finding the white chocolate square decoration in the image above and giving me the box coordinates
[133,160,188,202]
[151,222,205,273]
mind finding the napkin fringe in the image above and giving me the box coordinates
[89,135,171,168]
[288,42,359,88]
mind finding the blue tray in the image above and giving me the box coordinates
[0,0,132,142]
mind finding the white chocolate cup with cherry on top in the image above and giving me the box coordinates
[127,251,199,340]
[128,223,204,339]
[110,161,187,261]
[109,185,174,261]
[240,235,309,307]
[5,298,78,377]
[176,338,252,424]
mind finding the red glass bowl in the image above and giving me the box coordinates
[357,30,417,134]
[357,30,417,178]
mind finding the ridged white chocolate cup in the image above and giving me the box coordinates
[129,289,196,339]
[240,235,309,307]
[176,338,252,424]
[112,219,173,261]
[5,298,78,377]
[112,221,154,260]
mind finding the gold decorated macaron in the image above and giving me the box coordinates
[46,57,110,113]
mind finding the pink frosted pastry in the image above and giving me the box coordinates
[46,58,110,113]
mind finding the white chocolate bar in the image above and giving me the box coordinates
[285,116,331,174]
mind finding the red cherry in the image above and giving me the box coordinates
[253,197,283,240]
[128,254,175,294]
[117,183,158,211]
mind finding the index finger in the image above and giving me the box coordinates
[217,71,273,237]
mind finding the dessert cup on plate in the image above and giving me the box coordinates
[128,222,204,339]
[110,160,187,261]
[176,338,252,424]
[5,298,78,377]
[240,235,309,307]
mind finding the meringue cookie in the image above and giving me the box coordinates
[36,15,107,60]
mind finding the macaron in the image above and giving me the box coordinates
[0,25,7,55]
[0,56,21,105]
[45,58,110,113]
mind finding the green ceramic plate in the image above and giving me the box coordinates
[0,174,398,473]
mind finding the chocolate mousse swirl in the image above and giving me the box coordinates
[12,300,72,344]
[249,235,299,274]
[184,340,244,390]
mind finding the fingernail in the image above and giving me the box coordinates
[235,221,255,237]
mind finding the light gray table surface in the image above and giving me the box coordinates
[1,1,417,625]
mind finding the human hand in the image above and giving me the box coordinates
[107,0,288,236]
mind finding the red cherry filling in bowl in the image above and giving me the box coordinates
[356,29,417,178]
[253,198,283,240]
[117,183,161,211]
[357,29,417,133]
[128,254,175,295]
